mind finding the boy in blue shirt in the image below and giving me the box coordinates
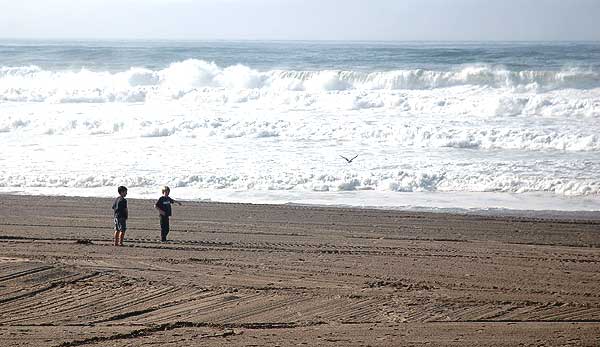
[154,186,182,242]
[112,186,128,246]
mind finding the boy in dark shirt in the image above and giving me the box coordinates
[112,186,128,246]
[154,186,182,242]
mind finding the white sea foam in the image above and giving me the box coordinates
[1,161,599,197]
[2,61,600,103]
[1,100,598,151]
[1,60,599,209]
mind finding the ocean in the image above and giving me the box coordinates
[1,40,599,212]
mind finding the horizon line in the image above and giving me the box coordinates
[1,37,600,44]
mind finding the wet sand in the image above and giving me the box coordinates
[1,194,599,346]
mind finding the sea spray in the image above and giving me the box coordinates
[1,41,599,210]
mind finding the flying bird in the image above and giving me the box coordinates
[340,154,359,163]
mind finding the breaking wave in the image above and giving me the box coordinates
[2,58,600,202]
[1,61,600,103]
[1,169,599,197]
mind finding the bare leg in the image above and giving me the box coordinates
[114,230,119,246]
[118,231,125,246]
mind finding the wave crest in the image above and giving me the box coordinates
[1,61,600,104]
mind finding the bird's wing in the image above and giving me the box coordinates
[339,155,349,162]
[350,154,359,161]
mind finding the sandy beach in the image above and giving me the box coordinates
[0,194,599,346]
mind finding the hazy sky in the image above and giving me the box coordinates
[1,0,599,41]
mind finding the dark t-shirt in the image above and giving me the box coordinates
[155,196,175,217]
[112,196,128,219]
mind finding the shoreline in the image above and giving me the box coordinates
[2,191,600,221]
[1,194,599,346]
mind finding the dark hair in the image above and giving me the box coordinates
[118,186,128,194]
